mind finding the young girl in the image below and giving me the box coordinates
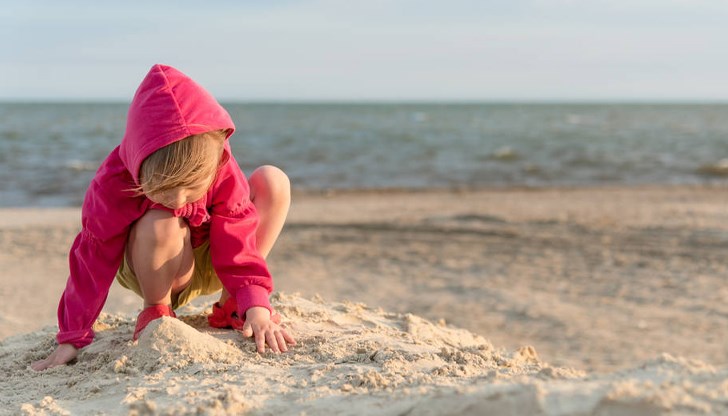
[31,64,296,371]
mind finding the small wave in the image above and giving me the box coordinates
[522,163,542,174]
[491,146,520,161]
[411,112,428,123]
[566,114,582,125]
[65,160,98,172]
[697,159,728,177]
[1,130,21,140]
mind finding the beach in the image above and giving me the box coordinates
[2,186,728,414]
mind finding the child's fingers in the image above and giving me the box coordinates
[30,358,49,371]
[242,321,253,338]
[275,331,288,352]
[281,329,297,346]
[31,344,77,371]
[254,329,266,353]
[265,331,280,353]
[32,357,62,371]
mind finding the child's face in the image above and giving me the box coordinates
[145,176,213,209]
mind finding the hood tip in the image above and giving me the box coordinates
[151,63,174,72]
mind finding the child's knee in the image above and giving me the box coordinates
[131,209,188,247]
[250,165,291,202]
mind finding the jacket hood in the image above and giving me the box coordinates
[119,64,235,184]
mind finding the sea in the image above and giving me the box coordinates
[1,102,727,207]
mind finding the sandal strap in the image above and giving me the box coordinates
[134,304,176,340]
[206,297,282,329]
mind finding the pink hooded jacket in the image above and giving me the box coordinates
[56,64,273,349]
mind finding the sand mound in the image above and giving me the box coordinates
[1,293,726,415]
[131,317,244,372]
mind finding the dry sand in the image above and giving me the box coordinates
[1,186,727,415]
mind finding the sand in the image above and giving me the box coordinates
[1,186,727,415]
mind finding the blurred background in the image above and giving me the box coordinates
[2,1,728,373]
[2,0,728,206]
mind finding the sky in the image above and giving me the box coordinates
[2,0,728,102]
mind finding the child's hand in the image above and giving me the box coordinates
[30,343,78,371]
[241,306,296,354]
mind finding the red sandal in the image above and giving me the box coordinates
[207,297,281,329]
[133,304,177,340]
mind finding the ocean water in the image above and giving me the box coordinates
[1,102,727,207]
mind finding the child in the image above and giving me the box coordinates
[31,64,296,371]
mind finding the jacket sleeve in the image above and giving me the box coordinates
[56,151,144,348]
[209,156,273,316]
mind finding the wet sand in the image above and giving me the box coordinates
[2,186,727,414]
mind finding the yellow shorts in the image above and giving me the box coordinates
[115,241,223,309]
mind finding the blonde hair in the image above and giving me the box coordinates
[138,129,228,197]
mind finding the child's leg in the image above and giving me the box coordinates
[218,165,291,304]
[249,165,292,258]
[127,209,195,308]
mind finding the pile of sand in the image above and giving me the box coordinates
[2,292,726,415]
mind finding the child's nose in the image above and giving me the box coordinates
[166,191,186,208]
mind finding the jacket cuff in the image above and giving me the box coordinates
[235,285,272,317]
[56,329,94,349]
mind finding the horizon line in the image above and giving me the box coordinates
[2,98,728,105]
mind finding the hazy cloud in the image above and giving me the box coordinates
[2,0,727,100]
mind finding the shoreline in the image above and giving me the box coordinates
[5,181,728,211]
[2,185,728,414]
[1,185,727,374]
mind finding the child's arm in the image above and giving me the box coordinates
[209,156,295,352]
[35,152,142,370]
